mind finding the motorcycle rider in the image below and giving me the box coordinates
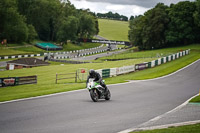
[86,69,108,93]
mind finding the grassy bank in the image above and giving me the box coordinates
[0,44,199,102]
[105,49,200,84]
[132,123,200,133]
[98,19,129,41]
[98,44,199,61]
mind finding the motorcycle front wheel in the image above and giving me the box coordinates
[90,89,99,102]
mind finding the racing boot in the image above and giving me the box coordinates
[104,86,108,95]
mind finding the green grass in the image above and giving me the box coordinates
[132,123,200,133]
[62,42,101,51]
[98,19,129,41]
[0,44,199,102]
[0,47,33,56]
[190,95,200,103]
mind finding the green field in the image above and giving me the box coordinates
[0,44,199,102]
[98,19,129,41]
[132,123,200,133]
[0,58,156,102]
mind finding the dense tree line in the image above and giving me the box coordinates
[97,11,128,21]
[129,0,200,50]
[129,15,142,21]
[0,0,98,44]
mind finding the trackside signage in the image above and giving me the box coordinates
[135,63,148,70]
[116,65,135,75]
[0,76,37,87]
[78,38,130,46]
[0,78,16,87]
[91,40,126,45]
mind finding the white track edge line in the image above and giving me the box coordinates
[118,93,199,133]
[0,59,199,105]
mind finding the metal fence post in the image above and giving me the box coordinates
[56,73,57,84]
[75,71,77,83]
[36,75,37,84]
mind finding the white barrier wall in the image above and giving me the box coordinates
[110,68,117,77]
[151,60,155,67]
[176,53,179,58]
[180,52,183,57]
[163,57,166,63]
[158,58,162,65]
[172,54,176,60]
[116,65,135,75]
[168,55,171,62]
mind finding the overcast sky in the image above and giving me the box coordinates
[68,0,195,18]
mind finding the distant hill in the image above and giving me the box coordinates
[98,19,129,41]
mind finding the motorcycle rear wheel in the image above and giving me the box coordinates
[90,89,99,102]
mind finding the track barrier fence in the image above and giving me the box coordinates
[0,75,37,87]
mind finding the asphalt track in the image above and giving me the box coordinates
[0,60,200,133]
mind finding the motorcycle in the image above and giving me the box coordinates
[87,79,111,102]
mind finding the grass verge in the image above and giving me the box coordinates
[131,123,200,133]
[190,95,200,103]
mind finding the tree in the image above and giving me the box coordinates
[128,16,145,49]
[143,3,169,49]
[129,3,169,50]
[166,1,196,45]
[57,16,79,43]
[194,0,200,27]
[1,0,100,43]
[27,24,38,43]
[97,11,128,21]
[129,16,135,20]
[79,12,97,38]
[17,0,61,41]
[0,0,28,43]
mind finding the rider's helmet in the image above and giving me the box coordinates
[89,69,95,77]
